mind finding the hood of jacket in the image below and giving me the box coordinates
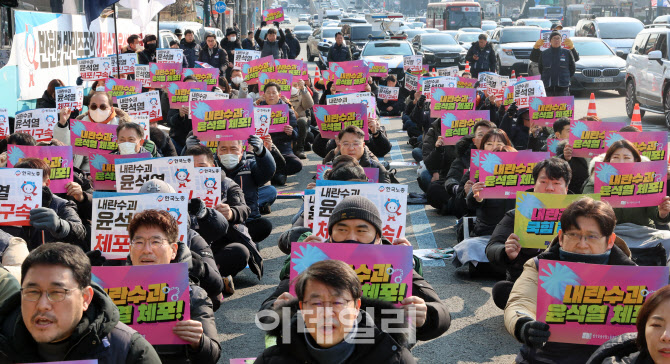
[0,284,121,361]
[514,108,530,128]
[263,297,410,349]
[587,153,651,185]
[586,332,649,364]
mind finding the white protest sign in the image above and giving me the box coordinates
[378,85,399,101]
[422,76,458,100]
[234,49,262,68]
[117,90,163,122]
[405,73,418,91]
[437,66,459,77]
[254,107,272,137]
[326,92,377,120]
[78,56,112,81]
[91,192,188,260]
[111,53,138,75]
[131,114,151,141]
[312,183,408,241]
[135,64,151,87]
[156,48,184,64]
[0,168,43,225]
[540,30,571,50]
[0,108,8,138]
[189,90,229,119]
[114,156,195,195]
[192,167,221,208]
[55,86,84,111]
[477,71,495,91]
[304,190,315,230]
[512,80,547,108]
[15,108,58,143]
[403,55,423,72]
[485,74,511,102]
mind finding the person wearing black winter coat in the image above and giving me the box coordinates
[199,34,229,74]
[464,35,496,78]
[127,210,221,364]
[498,103,551,151]
[283,29,301,59]
[180,30,202,68]
[0,244,160,363]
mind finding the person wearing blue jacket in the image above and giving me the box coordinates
[215,135,276,244]
[258,82,302,185]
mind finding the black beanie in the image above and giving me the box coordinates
[328,196,383,238]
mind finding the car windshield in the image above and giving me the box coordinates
[482,23,497,31]
[522,19,552,28]
[573,40,614,56]
[448,11,481,28]
[351,26,374,39]
[598,22,643,39]
[460,28,482,32]
[322,28,339,38]
[362,42,413,56]
[457,33,481,42]
[421,34,457,45]
[294,25,312,31]
[501,29,541,43]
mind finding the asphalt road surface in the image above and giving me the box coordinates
[216,13,664,364]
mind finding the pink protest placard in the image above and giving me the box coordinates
[546,138,562,157]
[149,62,183,88]
[314,104,368,140]
[241,55,275,85]
[529,96,575,126]
[166,81,207,109]
[104,78,142,103]
[191,98,255,141]
[478,151,551,199]
[603,131,668,162]
[331,61,369,92]
[182,68,220,87]
[230,359,256,364]
[569,120,628,158]
[537,260,668,346]
[430,87,476,118]
[259,72,293,98]
[91,263,191,345]
[316,164,379,182]
[275,59,307,81]
[6,145,73,194]
[289,242,413,305]
[593,161,667,208]
[69,119,119,155]
[440,110,490,145]
[268,104,290,133]
[88,152,152,191]
[368,62,389,78]
[30,361,98,364]
[262,6,285,22]
[457,76,477,88]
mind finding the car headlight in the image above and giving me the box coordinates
[423,51,434,59]
[502,48,514,56]
[574,69,581,74]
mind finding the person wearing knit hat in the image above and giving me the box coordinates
[529,29,576,96]
[259,195,452,342]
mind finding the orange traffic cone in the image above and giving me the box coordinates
[314,68,321,84]
[432,68,436,77]
[631,103,643,131]
[465,61,470,73]
[510,69,516,79]
[587,93,597,117]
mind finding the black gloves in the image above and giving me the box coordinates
[518,319,551,348]
[188,198,208,220]
[273,21,280,28]
[507,102,519,118]
[261,20,267,27]
[248,135,264,156]
[30,207,70,239]
[86,250,107,266]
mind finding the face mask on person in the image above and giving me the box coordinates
[89,108,111,123]
[230,36,237,42]
[218,154,240,169]
[118,142,137,155]
[231,77,243,85]
[145,43,157,52]
[291,87,299,96]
